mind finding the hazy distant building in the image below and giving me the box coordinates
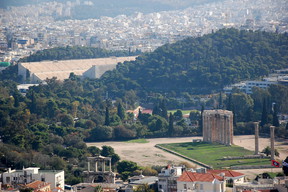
[202,110,233,146]
[223,80,277,94]
[18,56,136,83]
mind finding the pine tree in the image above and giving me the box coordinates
[245,107,253,122]
[260,98,268,127]
[138,108,142,120]
[30,91,37,114]
[160,99,168,120]
[231,104,237,127]
[13,92,20,108]
[272,103,280,127]
[168,112,174,137]
[218,92,223,109]
[226,93,232,111]
[104,106,110,126]
[117,102,125,120]
[152,103,160,116]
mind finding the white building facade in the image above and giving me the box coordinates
[2,167,65,189]
[158,165,184,192]
[224,80,277,94]
[177,171,226,192]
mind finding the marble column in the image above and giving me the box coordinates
[254,122,259,155]
[270,126,275,160]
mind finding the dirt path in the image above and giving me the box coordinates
[233,135,288,160]
[86,135,288,170]
[87,137,202,167]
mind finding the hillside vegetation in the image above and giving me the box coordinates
[101,28,288,95]
[19,46,140,62]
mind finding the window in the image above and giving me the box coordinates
[184,184,187,189]
[200,184,203,190]
[159,185,162,189]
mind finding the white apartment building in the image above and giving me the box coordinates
[158,165,184,192]
[177,171,226,192]
[224,69,288,95]
[1,167,65,189]
[224,80,277,94]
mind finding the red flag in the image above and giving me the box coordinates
[271,160,280,167]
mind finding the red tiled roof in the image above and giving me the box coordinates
[52,187,64,191]
[26,180,50,190]
[142,109,152,114]
[207,170,245,178]
[177,171,224,182]
[183,114,190,118]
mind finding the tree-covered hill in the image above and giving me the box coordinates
[19,46,140,62]
[101,28,288,95]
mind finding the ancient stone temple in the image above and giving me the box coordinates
[202,110,233,146]
[83,156,115,183]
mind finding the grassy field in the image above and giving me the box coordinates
[168,110,198,115]
[124,139,149,143]
[159,142,270,169]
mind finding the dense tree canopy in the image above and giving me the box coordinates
[19,46,141,62]
[101,28,288,95]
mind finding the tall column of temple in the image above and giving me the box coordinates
[202,114,205,141]
[212,114,216,142]
[254,122,259,155]
[227,115,232,146]
[220,115,225,144]
[270,126,275,160]
[216,114,221,143]
[222,116,226,145]
[225,116,228,145]
[202,113,207,142]
[211,114,214,142]
[230,113,233,145]
[103,159,106,172]
[207,113,211,142]
[88,161,90,172]
[95,161,98,172]
[109,159,112,172]
[206,114,211,142]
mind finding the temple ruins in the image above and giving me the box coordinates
[83,156,115,183]
[202,110,233,146]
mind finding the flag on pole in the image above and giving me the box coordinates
[271,160,280,167]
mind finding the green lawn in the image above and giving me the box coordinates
[159,142,270,169]
[168,110,198,115]
[124,139,149,143]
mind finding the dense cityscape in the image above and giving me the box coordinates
[0,0,287,63]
